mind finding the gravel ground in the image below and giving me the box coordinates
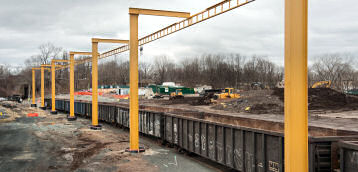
[0,101,225,172]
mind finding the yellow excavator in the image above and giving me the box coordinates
[312,80,331,88]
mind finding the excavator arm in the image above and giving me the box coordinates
[312,80,331,88]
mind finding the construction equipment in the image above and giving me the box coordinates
[7,95,22,103]
[215,88,240,99]
[169,89,184,100]
[203,88,240,100]
[312,80,331,88]
[251,82,265,90]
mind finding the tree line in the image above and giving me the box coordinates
[1,43,357,97]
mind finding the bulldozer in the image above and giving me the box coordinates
[312,80,331,88]
[212,88,240,99]
[196,88,240,105]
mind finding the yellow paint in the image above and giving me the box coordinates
[40,66,45,108]
[70,53,75,117]
[215,88,240,99]
[69,51,92,56]
[50,59,69,111]
[91,38,129,44]
[51,61,56,112]
[284,0,308,171]
[47,1,254,72]
[92,41,99,126]
[52,59,69,63]
[312,80,331,88]
[129,13,139,151]
[129,8,190,18]
[32,69,36,105]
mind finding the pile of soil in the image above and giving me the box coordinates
[213,88,358,114]
[212,90,284,114]
[274,88,358,112]
[160,96,212,106]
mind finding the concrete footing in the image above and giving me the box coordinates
[40,107,46,110]
[125,146,146,153]
[90,124,102,130]
[67,115,77,121]
[31,104,37,107]
[50,111,57,115]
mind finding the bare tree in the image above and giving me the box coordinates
[139,62,152,81]
[153,55,171,84]
[310,53,356,90]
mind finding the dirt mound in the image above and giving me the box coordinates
[250,103,284,114]
[274,88,358,111]
[213,88,358,114]
[212,90,284,114]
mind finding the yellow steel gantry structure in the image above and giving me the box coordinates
[39,65,52,110]
[127,8,190,153]
[31,0,308,169]
[68,52,92,121]
[47,0,255,153]
[31,68,38,107]
[284,0,308,171]
[35,52,91,119]
[51,0,255,70]
[31,67,50,107]
[50,59,69,114]
[90,38,129,130]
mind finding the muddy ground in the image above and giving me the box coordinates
[0,101,225,172]
[212,88,358,114]
[53,88,358,116]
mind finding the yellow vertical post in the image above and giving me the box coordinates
[129,13,140,152]
[40,66,46,110]
[31,69,37,107]
[284,0,308,171]
[68,53,76,120]
[50,62,57,114]
[90,41,101,129]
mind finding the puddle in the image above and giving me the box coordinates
[12,153,35,160]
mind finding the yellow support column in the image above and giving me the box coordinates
[127,13,143,153]
[40,66,46,110]
[90,41,101,129]
[284,0,308,171]
[50,62,57,114]
[31,69,37,107]
[68,53,77,121]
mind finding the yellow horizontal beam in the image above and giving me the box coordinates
[48,0,254,72]
[92,38,129,44]
[52,59,70,62]
[69,51,92,56]
[33,67,50,71]
[101,0,254,59]
[129,8,190,18]
[40,64,51,67]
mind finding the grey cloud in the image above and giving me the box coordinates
[0,0,357,66]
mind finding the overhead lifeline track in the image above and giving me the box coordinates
[55,0,255,70]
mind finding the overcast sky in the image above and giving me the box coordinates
[0,0,357,67]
